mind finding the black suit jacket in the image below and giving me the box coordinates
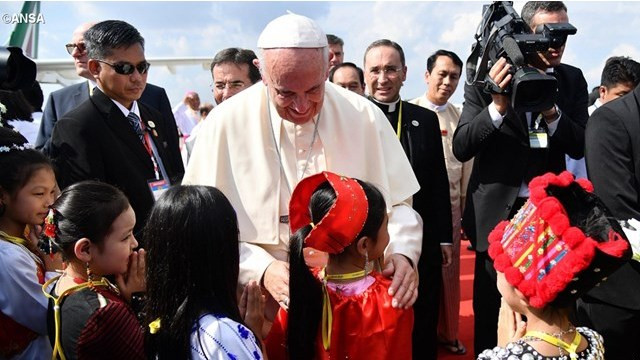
[372,99,453,266]
[50,89,185,234]
[585,84,640,309]
[37,81,179,156]
[453,63,588,252]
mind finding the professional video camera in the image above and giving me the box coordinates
[466,1,576,112]
[0,46,36,91]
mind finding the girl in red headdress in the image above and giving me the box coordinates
[478,171,631,360]
[265,171,413,360]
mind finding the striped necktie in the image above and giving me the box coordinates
[127,112,145,144]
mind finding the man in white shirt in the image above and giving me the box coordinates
[410,49,471,356]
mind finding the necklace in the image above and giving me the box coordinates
[266,87,321,197]
[0,230,44,268]
[317,267,372,352]
[42,274,121,360]
[522,327,581,359]
[321,268,369,281]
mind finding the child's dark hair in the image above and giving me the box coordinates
[143,185,243,359]
[48,181,130,261]
[287,180,386,360]
[0,128,52,216]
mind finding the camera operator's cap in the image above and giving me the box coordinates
[488,171,631,308]
[257,12,328,49]
[289,171,368,254]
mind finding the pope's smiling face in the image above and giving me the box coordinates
[262,48,328,125]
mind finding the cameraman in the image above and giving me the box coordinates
[452,1,588,355]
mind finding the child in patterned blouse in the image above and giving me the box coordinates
[143,185,265,359]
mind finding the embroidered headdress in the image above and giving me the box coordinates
[289,171,368,254]
[488,171,631,308]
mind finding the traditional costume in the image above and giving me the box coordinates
[189,314,263,360]
[40,208,144,360]
[264,172,414,359]
[184,13,421,291]
[478,327,604,360]
[0,231,53,359]
[480,171,631,360]
[0,131,55,359]
[43,276,144,360]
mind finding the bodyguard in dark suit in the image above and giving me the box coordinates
[36,21,179,156]
[50,20,184,235]
[452,2,588,355]
[37,81,178,155]
[581,84,640,359]
[364,39,452,360]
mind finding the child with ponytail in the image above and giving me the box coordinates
[42,181,146,360]
[266,171,413,359]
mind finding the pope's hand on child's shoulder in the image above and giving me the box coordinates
[383,253,418,309]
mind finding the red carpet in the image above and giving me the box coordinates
[437,240,476,360]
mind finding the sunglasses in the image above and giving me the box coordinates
[65,42,86,55]
[96,60,151,75]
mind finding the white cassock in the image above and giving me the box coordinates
[172,101,199,136]
[184,81,423,285]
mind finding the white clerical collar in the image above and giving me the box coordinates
[371,97,401,112]
[422,96,448,113]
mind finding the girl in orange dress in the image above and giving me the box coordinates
[265,171,413,360]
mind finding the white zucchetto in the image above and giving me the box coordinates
[257,12,328,49]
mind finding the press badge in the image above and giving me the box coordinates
[529,128,548,148]
[148,179,170,201]
[529,114,548,149]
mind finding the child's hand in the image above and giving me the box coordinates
[497,298,526,347]
[115,249,146,302]
[26,224,42,248]
[239,280,266,340]
[43,252,63,272]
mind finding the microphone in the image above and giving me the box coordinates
[502,36,525,66]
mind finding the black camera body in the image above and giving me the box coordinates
[0,46,36,91]
[466,2,576,112]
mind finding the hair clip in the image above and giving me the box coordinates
[41,208,59,256]
[0,143,32,152]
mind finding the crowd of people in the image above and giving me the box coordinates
[1,1,640,359]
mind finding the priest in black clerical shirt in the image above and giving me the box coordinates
[364,39,452,360]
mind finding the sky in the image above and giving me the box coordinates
[1,1,640,107]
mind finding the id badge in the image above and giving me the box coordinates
[148,179,169,201]
[529,129,548,149]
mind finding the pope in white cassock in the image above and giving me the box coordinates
[184,13,423,318]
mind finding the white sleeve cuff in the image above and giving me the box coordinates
[239,242,277,287]
[488,102,505,128]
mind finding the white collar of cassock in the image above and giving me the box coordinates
[371,97,401,112]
